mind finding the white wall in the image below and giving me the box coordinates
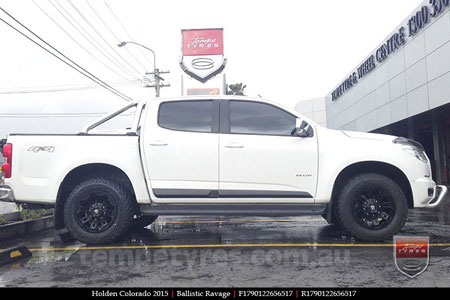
[326,1,450,132]
[295,97,327,127]
[0,88,138,138]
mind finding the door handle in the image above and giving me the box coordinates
[224,142,244,149]
[149,140,168,146]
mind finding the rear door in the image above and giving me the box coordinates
[218,100,318,202]
[142,99,220,201]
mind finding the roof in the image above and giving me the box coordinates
[145,95,265,102]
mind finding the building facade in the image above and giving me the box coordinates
[326,0,450,185]
[294,97,327,128]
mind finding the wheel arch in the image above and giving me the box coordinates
[326,161,413,224]
[55,163,137,231]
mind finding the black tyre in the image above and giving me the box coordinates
[132,215,158,230]
[336,173,408,241]
[64,178,135,245]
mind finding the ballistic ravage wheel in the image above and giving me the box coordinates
[63,178,135,245]
[336,173,408,241]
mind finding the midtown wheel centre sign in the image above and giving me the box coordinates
[180,28,227,83]
[331,0,450,101]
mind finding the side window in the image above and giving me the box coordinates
[158,101,213,133]
[229,101,297,136]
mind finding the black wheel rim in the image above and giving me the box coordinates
[351,187,396,230]
[76,191,117,233]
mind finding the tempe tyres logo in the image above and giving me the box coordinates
[394,236,429,278]
[179,28,226,83]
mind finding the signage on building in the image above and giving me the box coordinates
[180,28,227,83]
[332,0,450,101]
[186,88,220,95]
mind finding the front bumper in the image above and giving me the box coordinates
[427,185,448,208]
[0,185,15,203]
[411,176,449,208]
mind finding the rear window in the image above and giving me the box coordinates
[158,100,213,133]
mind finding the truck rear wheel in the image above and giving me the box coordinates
[336,173,408,241]
[64,178,135,245]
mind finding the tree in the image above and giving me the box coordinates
[226,83,247,96]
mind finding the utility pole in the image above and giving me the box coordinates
[145,69,170,97]
[118,41,170,97]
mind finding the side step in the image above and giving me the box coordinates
[140,204,327,217]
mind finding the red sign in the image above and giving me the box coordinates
[393,236,429,278]
[182,29,223,56]
[395,237,428,258]
[186,88,220,96]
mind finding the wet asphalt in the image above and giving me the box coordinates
[0,196,449,287]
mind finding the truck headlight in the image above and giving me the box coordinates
[393,137,428,163]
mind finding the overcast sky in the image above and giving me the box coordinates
[0,0,423,118]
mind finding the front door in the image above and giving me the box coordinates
[219,100,318,202]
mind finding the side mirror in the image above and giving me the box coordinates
[295,119,311,137]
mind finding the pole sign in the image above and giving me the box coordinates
[331,0,450,101]
[180,28,227,83]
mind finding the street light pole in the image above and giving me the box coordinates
[118,41,162,97]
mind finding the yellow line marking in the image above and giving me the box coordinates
[22,242,450,252]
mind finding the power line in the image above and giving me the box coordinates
[0,112,135,117]
[50,0,142,80]
[83,0,149,71]
[103,0,154,68]
[0,80,139,94]
[0,79,135,91]
[0,113,107,117]
[33,0,139,83]
[0,6,134,102]
[66,0,145,77]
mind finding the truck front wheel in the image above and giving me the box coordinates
[64,178,135,245]
[336,173,408,241]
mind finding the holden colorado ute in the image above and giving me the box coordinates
[0,96,447,244]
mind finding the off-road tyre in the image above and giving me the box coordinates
[64,178,135,245]
[336,173,408,241]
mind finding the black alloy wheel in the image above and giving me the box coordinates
[76,191,118,233]
[351,188,396,230]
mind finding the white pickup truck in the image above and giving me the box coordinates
[0,96,447,244]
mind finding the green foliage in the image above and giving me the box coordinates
[15,204,47,221]
[0,214,7,225]
[20,209,46,221]
[226,83,247,96]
